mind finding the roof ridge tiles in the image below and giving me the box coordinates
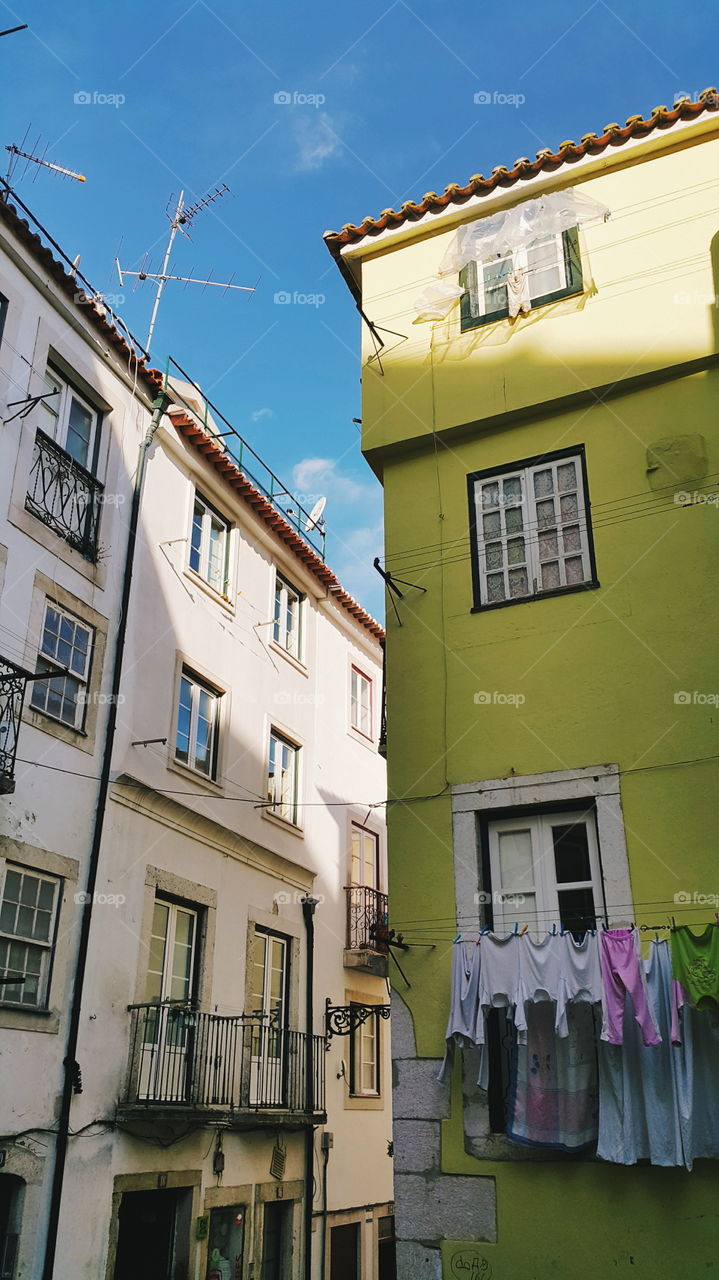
[323,89,718,257]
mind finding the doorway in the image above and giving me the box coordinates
[260,1202,290,1280]
[113,1188,191,1280]
[330,1222,359,1280]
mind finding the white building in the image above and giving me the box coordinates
[0,187,394,1280]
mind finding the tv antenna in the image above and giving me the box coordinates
[114,186,256,353]
[5,129,86,185]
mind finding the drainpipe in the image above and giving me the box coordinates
[41,389,171,1280]
[301,896,318,1280]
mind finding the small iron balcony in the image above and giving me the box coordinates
[121,1005,326,1126]
[25,429,103,560]
[344,886,390,977]
[0,659,33,795]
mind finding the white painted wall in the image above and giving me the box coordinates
[0,211,392,1280]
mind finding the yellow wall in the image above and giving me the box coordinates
[357,115,719,1276]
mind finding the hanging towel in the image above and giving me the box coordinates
[597,941,683,1166]
[507,1000,599,1150]
[515,931,563,1041]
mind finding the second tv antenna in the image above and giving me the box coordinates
[115,186,256,352]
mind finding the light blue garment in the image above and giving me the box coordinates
[597,940,719,1169]
[438,941,485,1084]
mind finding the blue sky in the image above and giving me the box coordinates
[2,0,716,617]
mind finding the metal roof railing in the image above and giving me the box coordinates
[164,355,327,559]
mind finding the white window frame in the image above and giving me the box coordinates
[267,730,301,825]
[463,227,582,327]
[189,492,231,595]
[471,449,595,608]
[40,365,100,473]
[486,808,604,935]
[174,668,221,779]
[350,822,380,891]
[350,666,373,740]
[272,573,303,660]
[144,897,198,1005]
[29,600,94,730]
[0,862,61,1008]
[350,1005,380,1097]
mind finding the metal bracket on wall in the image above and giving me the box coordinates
[324,998,391,1045]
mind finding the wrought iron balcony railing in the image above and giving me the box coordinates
[346,885,390,953]
[25,429,103,560]
[123,1004,325,1116]
[0,659,33,795]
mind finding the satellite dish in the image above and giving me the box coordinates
[305,496,326,532]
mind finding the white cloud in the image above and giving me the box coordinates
[292,457,370,505]
[251,407,274,422]
[293,112,341,172]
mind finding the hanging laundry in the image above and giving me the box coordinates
[671,923,719,1010]
[599,927,661,1046]
[506,269,531,318]
[507,1000,599,1151]
[515,931,563,1041]
[438,941,482,1083]
[477,932,521,1041]
[597,940,719,1169]
[557,930,603,1036]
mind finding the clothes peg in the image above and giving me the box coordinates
[671,916,676,930]
[480,925,492,936]
[551,923,557,937]
[513,922,519,936]
[714,913,719,927]
[452,933,462,944]
[519,923,529,936]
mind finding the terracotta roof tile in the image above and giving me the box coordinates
[323,89,718,258]
[171,411,384,642]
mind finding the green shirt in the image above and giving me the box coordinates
[671,925,719,1009]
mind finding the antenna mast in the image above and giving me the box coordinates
[115,185,255,352]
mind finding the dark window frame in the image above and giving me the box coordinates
[467,443,599,613]
[460,226,583,332]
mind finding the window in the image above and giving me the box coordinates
[0,863,61,1007]
[273,573,303,659]
[249,929,289,1105]
[189,493,231,594]
[460,227,582,330]
[175,669,221,778]
[350,667,372,739]
[351,823,380,890]
[469,448,597,609]
[350,1005,380,1096]
[483,808,604,935]
[206,1205,246,1280]
[39,365,100,472]
[267,730,300,825]
[144,898,198,1006]
[30,601,93,729]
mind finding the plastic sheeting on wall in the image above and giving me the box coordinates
[413,187,610,321]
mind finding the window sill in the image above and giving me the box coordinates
[348,725,376,752]
[268,640,308,677]
[23,705,95,755]
[184,567,235,615]
[0,1004,59,1034]
[460,283,584,333]
[261,807,304,838]
[471,579,600,613]
[165,755,225,794]
[345,1093,384,1111]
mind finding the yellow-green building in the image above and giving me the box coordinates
[325,89,719,1278]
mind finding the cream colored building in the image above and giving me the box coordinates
[0,187,393,1280]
